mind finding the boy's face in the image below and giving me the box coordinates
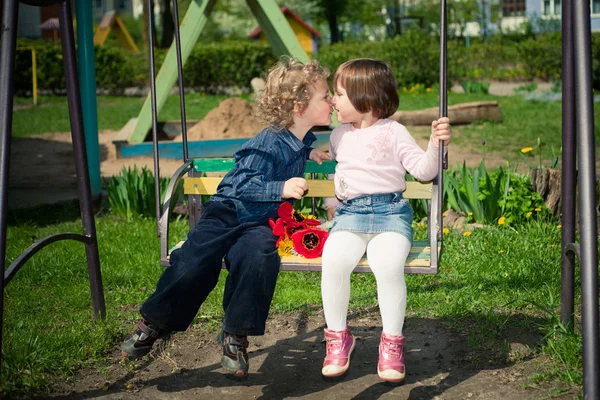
[299,79,333,127]
[332,82,361,125]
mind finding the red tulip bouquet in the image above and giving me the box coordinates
[269,202,329,258]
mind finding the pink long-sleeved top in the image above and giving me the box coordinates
[326,119,443,208]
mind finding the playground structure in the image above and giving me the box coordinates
[39,17,60,47]
[248,7,321,55]
[0,0,597,397]
[1,0,105,380]
[93,11,140,53]
[113,0,314,160]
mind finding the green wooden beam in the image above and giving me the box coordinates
[193,158,336,173]
[128,0,217,143]
[246,0,309,62]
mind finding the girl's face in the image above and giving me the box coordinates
[332,82,361,125]
[300,79,333,127]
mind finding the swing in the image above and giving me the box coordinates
[148,0,448,275]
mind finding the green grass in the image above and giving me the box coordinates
[2,202,585,396]
[11,93,229,137]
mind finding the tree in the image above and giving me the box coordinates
[160,0,175,48]
[413,0,479,38]
[313,0,387,43]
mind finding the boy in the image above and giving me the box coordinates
[120,58,332,379]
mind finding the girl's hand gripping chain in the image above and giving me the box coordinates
[430,117,452,146]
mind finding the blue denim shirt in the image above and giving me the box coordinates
[210,126,317,223]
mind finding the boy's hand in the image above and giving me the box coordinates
[431,117,452,146]
[309,149,331,165]
[326,206,336,221]
[282,177,308,200]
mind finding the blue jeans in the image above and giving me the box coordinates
[140,201,280,336]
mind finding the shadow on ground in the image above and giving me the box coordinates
[33,308,569,400]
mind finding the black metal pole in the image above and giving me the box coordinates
[147,0,162,236]
[437,0,448,241]
[573,0,600,395]
[58,0,106,319]
[0,0,19,376]
[561,0,576,330]
[172,0,189,162]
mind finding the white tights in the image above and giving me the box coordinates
[321,231,410,336]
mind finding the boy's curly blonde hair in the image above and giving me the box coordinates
[253,57,330,129]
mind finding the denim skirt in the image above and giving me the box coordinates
[330,192,414,244]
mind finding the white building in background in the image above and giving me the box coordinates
[527,0,600,30]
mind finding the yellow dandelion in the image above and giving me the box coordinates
[498,216,506,225]
[417,222,424,227]
[557,224,562,229]
[521,147,534,154]
[467,212,473,216]
[463,231,472,237]
[443,227,449,234]
[443,212,447,217]
[526,212,532,217]
[535,207,542,212]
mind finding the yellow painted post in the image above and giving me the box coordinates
[31,47,37,105]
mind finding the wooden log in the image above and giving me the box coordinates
[531,168,562,217]
[531,168,600,225]
[390,101,502,126]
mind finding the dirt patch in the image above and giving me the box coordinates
[178,97,267,141]
[29,309,576,400]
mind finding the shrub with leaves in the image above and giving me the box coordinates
[105,166,178,220]
[443,161,551,226]
[497,173,549,225]
[443,161,510,224]
[460,80,490,94]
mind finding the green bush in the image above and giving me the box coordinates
[497,173,549,225]
[94,45,146,93]
[592,33,600,91]
[183,41,276,92]
[317,28,466,89]
[105,165,182,220]
[36,44,66,94]
[443,161,550,226]
[516,33,562,81]
[460,79,490,94]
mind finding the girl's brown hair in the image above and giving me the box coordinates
[253,57,330,129]
[333,58,399,119]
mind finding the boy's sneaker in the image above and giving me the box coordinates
[377,331,406,383]
[218,328,249,379]
[120,318,167,359]
[321,327,355,378]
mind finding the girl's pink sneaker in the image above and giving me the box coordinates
[322,327,355,377]
[377,331,406,382]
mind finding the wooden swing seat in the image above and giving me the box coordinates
[160,158,442,274]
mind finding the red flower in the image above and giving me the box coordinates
[269,217,286,247]
[290,228,329,258]
[278,202,321,228]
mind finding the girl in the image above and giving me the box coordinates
[320,59,451,382]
